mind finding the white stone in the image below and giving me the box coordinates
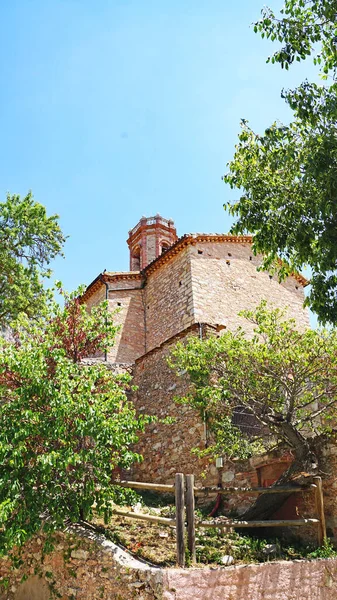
[222,471,235,483]
[71,549,89,561]
[262,544,277,555]
[209,464,218,476]
[221,555,234,566]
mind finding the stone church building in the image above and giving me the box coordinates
[82,214,311,489]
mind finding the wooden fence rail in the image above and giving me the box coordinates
[115,473,326,567]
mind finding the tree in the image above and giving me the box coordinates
[170,302,337,516]
[0,192,65,327]
[0,289,150,554]
[223,0,337,324]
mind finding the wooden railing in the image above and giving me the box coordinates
[115,474,326,567]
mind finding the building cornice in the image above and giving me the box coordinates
[81,271,143,303]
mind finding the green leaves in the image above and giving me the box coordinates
[254,1,337,75]
[0,292,151,554]
[0,192,65,326]
[224,1,337,324]
[170,303,337,462]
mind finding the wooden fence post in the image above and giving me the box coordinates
[175,473,185,567]
[186,474,196,564]
[313,476,327,545]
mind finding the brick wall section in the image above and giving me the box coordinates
[189,242,309,331]
[145,228,175,266]
[85,279,145,363]
[144,248,195,352]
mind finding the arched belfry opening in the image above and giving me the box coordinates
[127,215,177,270]
[160,241,170,254]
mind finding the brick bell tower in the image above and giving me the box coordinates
[127,215,178,271]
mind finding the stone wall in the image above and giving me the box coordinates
[85,286,106,311]
[130,331,335,544]
[143,248,194,352]
[163,559,337,600]
[317,444,337,541]
[189,241,309,332]
[2,526,337,600]
[0,526,162,600]
[86,238,309,360]
[107,286,145,363]
[130,326,213,484]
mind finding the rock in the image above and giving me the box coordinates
[129,581,145,589]
[32,553,41,561]
[222,471,235,483]
[220,555,234,566]
[71,549,89,561]
[209,464,218,477]
[262,544,277,555]
[132,502,143,514]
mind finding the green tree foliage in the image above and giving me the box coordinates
[223,1,337,324]
[0,289,150,554]
[170,303,337,471]
[0,192,65,326]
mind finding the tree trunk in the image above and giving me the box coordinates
[242,424,319,522]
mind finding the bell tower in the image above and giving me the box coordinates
[127,214,178,271]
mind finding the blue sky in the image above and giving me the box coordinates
[0,0,317,300]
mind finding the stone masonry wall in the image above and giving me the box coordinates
[0,526,162,600]
[2,526,337,600]
[130,328,213,485]
[144,248,194,352]
[189,241,309,332]
[131,330,336,544]
[85,286,106,311]
[85,280,145,364]
[107,287,145,363]
[163,559,337,600]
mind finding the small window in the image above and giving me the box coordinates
[117,302,122,307]
[198,249,203,255]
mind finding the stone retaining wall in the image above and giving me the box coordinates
[163,559,337,600]
[1,527,337,600]
[0,526,162,600]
